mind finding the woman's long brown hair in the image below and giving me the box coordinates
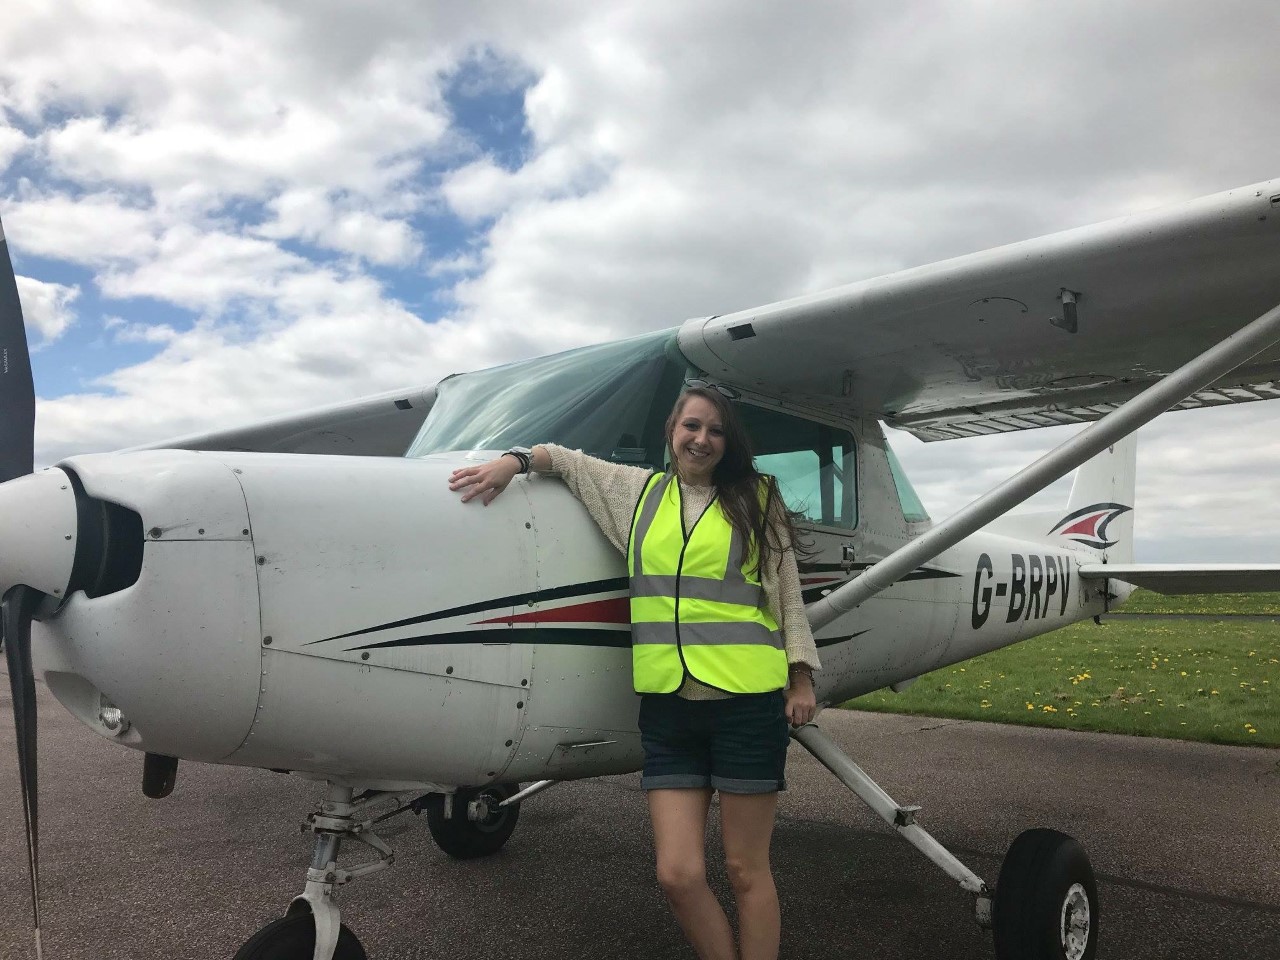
[664,386,808,577]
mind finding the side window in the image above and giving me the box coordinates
[885,441,930,523]
[739,404,857,529]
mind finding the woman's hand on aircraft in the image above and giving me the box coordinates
[785,668,817,726]
[449,456,522,505]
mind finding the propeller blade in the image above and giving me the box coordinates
[3,585,43,959]
[0,215,36,484]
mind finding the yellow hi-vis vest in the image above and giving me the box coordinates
[627,472,787,694]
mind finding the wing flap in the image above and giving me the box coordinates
[677,179,1280,440]
[1079,563,1280,595]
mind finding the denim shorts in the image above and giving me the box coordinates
[638,691,790,794]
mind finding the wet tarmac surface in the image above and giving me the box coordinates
[2,674,1278,959]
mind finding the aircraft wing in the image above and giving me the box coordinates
[132,385,437,456]
[677,179,1280,441]
[1079,563,1280,595]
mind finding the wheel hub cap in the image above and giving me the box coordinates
[1060,882,1091,960]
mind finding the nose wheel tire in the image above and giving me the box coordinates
[232,913,366,960]
[426,783,521,860]
[992,828,1098,960]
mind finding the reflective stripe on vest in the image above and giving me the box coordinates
[626,472,787,694]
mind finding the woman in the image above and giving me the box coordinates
[448,385,820,960]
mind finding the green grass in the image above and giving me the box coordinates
[1116,589,1280,615]
[843,617,1279,747]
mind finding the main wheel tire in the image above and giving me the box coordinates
[426,783,521,859]
[232,913,367,960]
[993,828,1098,960]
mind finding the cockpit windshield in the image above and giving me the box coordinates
[406,328,687,465]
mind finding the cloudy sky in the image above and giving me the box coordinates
[3,0,1279,561]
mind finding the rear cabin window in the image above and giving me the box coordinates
[740,405,857,530]
[885,440,930,523]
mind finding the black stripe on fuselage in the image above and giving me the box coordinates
[348,626,865,653]
[816,629,870,649]
[799,568,960,603]
[799,561,960,580]
[348,626,632,651]
[310,576,630,645]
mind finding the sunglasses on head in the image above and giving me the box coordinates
[684,378,741,400]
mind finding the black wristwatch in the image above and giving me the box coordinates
[504,447,533,474]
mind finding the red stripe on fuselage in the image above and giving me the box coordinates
[474,596,631,626]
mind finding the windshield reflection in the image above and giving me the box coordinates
[407,328,687,465]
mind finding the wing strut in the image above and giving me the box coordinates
[807,298,1280,633]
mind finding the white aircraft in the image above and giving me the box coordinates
[4,180,1280,960]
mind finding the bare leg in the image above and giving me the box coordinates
[649,788,737,960]
[720,791,780,960]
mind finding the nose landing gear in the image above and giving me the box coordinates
[232,780,525,960]
[232,910,365,960]
[233,783,392,960]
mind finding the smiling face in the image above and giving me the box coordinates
[669,394,726,484]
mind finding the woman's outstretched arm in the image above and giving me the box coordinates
[447,445,554,505]
[448,444,651,555]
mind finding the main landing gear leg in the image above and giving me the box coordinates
[791,724,993,923]
[791,724,1099,960]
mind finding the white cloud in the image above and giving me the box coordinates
[97,225,308,310]
[4,2,456,205]
[15,276,79,343]
[4,192,162,266]
[441,144,608,223]
[0,124,27,174]
[256,189,422,266]
[103,316,178,344]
